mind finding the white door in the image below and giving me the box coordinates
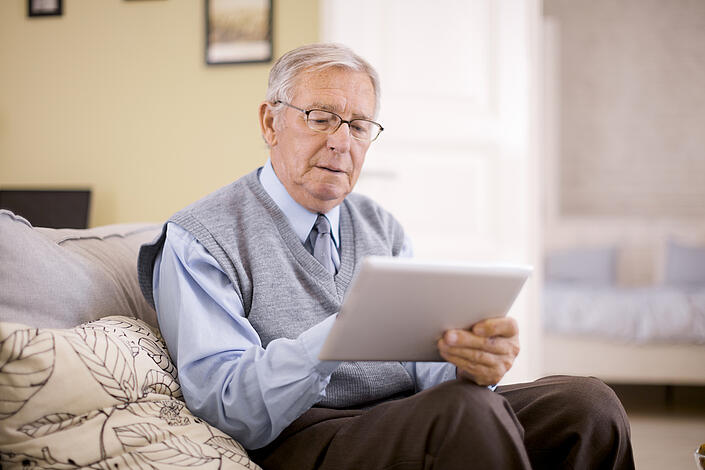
[321,0,542,384]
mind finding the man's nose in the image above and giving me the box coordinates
[327,122,352,153]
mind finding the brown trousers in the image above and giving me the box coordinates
[250,375,635,470]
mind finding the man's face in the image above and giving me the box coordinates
[263,67,376,214]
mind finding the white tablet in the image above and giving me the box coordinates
[318,256,532,362]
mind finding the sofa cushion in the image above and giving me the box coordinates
[0,316,261,469]
[0,209,161,328]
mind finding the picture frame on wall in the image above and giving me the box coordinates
[28,0,63,17]
[206,0,273,65]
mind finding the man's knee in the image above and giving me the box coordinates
[537,376,634,467]
[420,378,505,411]
[412,379,530,467]
[548,376,631,446]
[504,376,634,469]
[556,377,627,422]
[414,379,523,436]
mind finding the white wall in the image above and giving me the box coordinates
[542,0,705,286]
[321,0,543,384]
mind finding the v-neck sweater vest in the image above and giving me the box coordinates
[138,169,415,408]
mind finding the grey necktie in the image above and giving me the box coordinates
[311,214,335,274]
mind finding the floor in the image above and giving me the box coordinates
[610,384,705,470]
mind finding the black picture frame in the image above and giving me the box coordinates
[206,0,273,65]
[28,0,63,17]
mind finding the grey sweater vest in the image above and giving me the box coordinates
[138,169,415,408]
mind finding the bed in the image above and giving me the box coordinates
[540,242,705,386]
[542,283,705,385]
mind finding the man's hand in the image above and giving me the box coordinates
[437,317,520,386]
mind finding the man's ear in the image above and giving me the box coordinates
[259,101,278,147]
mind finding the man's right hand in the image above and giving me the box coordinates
[436,316,520,386]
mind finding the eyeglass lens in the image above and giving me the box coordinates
[306,110,381,141]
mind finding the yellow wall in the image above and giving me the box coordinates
[0,0,319,226]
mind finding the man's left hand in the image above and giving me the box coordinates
[437,317,520,386]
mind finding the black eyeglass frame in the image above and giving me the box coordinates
[275,100,384,142]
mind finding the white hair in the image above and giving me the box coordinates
[265,43,381,118]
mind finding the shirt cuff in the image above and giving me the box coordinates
[298,314,340,376]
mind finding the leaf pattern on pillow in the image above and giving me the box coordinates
[138,337,178,380]
[68,327,139,403]
[0,317,262,469]
[18,411,101,438]
[91,318,159,339]
[114,423,216,466]
[206,436,255,466]
[0,329,55,420]
[142,369,183,399]
[127,400,189,426]
[157,401,190,427]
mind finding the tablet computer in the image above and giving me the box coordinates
[318,256,532,362]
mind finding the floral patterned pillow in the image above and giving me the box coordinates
[0,316,261,470]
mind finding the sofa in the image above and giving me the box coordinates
[0,209,262,469]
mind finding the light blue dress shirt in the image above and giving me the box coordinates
[153,159,457,450]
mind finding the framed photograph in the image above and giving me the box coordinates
[28,0,62,17]
[206,0,273,65]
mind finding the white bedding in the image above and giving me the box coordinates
[543,283,705,344]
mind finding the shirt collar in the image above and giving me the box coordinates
[258,158,340,248]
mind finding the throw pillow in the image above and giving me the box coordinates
[664,239,705,288]
[545,246,618,285]
[0,316,260,470]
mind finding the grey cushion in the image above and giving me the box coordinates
[0,209,161,328]
[545,246,617,285]
[664,239,705,287]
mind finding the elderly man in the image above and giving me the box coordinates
[138,43,634,469]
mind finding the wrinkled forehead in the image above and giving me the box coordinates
[292,67,377,117]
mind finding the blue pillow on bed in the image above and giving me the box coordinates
[545,246,617,285]
[664,239,705,288]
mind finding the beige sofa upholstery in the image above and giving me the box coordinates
[0,210,159,329]
[0,210,262,469]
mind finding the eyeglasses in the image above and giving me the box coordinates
[275,101,384,142]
